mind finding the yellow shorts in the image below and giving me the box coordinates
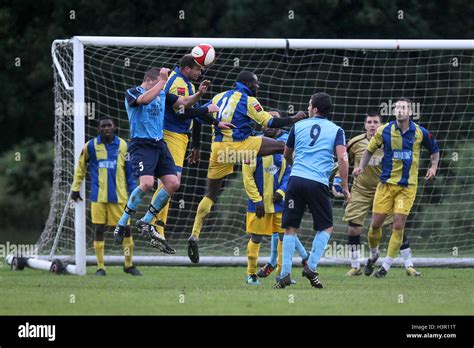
[163,129,189,172]
[373,182,417,216]
[91,202,127,226]
[246,212,284,235]
[343,187,393,226]
[208,136,262,179]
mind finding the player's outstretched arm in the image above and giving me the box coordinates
[136,68,169,105]
[267,111,308,128]
[175,80,210,108]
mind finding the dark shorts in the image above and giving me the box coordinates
[129,138,177,179]
[282,176,333,231]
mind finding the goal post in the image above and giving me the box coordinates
[11,37,474,274]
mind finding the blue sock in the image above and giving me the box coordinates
[280,234,296,278]
[308,231,331,272]
[118,187,146,226]
[295,235,308,260]
[268,233,279,267]
[141,188,170,223]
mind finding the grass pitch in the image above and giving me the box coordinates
[0,265,473,315]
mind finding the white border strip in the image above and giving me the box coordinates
[71,37,474,50]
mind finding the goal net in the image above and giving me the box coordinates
[35,37,474,273]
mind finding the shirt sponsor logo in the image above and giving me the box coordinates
[393,150,412,160]
[98,159,117,169]
[252,102,262,112]
[265,165,279,176]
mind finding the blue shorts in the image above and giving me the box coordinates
[129,138,177,179]
[282,176,333,231]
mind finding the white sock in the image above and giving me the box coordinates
[370,247,379,259]
[382,256,394,271]
[351,248,360,268]
[400,248,414,268]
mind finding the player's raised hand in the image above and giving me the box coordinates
[198,80,211,95]
[187,147,201,165]
[217,121,235,129]
[159,68,170,80]
[255,203,265,218]
[352,167,363,177]
[206,103,219,113]
[425,167,437,181]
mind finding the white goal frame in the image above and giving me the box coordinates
[8,37,474,275]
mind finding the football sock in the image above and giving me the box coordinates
[123,236,134,268]
[348,234,361,268]
[277,238,283,273]
[308,231,331,272]
[142,188,171,223]
[118,187,146,226]
[247,239,261,275]
[268,232,279,267]
[280,234,296,278]
[151,184,169,237]
[191,196,214,239]
[400,247,414,268]
[387,228,404,258]
[400,233,413,268]
[368,226,382,250]
[93,240,105,270]
[382,256,394,271]
[295,235,308,260]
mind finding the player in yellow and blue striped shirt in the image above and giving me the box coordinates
[150,55,205,240]
[71,116,139,276]
[353,98,440,278]
[187,70,307,263]
[242,124,309,285]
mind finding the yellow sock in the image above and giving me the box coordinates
[93,241,105,270]
[191,196,214,239]
[123,236,134,268]
[276,238,283,274]
[368,226,382,249]
[151,185,169,237]
[387,229,404,258]
[247,239,261,275]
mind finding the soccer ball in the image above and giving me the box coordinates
[191,43,216,68]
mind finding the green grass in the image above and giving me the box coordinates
[0,265,473,315]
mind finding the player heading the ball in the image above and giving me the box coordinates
[114,67,232,253]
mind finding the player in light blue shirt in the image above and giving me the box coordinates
[274,92,351,289]
[114,67,227,254]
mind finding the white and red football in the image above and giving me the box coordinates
[191,43,216,68]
